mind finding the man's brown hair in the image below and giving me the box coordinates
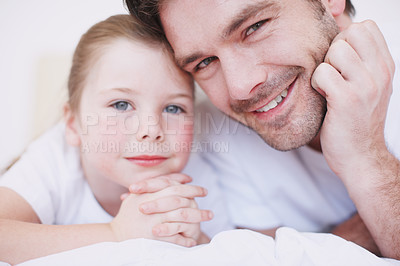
[125,0,355,39]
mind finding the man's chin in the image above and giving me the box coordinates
[258,127,321,152]
[252,110,326,152]
[225,93,326,152]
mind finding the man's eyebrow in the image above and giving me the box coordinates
[176,52,204,70]
[223,1,279,39]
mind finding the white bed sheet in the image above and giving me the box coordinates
[11,228,400,266]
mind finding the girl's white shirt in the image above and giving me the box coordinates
[0,122,233,238]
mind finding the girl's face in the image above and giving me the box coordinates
[67,38,194,193]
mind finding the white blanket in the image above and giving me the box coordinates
[14,228,400,266]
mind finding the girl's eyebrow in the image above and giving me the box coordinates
[99,88,192,100]
[169,92,193,99]
[100,87,138,95]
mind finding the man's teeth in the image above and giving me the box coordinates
[256,88,288,113]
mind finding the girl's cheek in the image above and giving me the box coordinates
[79,114,129,154]
[175,123,194,157]
[171,115,194,135]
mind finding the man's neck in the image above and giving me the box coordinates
[336,13,353,31]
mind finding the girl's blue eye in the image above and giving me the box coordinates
[112,101,132,111]
[164,105,184,114]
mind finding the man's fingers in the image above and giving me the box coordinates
[325,39,363,82]
[334,21,378,64]
[359,20,395,74]
[311,62,346,101]
[139,196,196,214]
[129,173,192,193]
[334,20,394,82]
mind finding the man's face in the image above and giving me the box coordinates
[160,0,339,151]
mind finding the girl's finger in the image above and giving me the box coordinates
[156,234,197,247]
[129,173,192,193]
[155,184,208,199]
[139,196,195,214]
[163,208,213,223]
[120,193,130,201]
[153,222,197,237]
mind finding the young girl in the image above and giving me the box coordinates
[0,14,225,264]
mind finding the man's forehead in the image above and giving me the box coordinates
[160,0,213,63]
[160,0,280,28]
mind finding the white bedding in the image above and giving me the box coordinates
[13,228,400,266]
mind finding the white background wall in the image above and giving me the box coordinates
[0,0,399,170]
[0,1,128,170]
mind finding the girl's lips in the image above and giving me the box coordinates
[125,155,168,167]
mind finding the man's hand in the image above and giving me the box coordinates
[332,213,381,256]
[312,20,395,181]
[312,20,400,258]
[113,173,212,247]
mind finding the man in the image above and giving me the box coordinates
[125,0,400,259]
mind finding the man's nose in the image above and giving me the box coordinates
[220,51,267,100]
[136,114,164,142]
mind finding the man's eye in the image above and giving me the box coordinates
[164,105,184,114]
[112,101,133,111]
[245,20,268,36]
[196,56,217,71]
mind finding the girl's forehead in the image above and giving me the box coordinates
[87,39,191,89]
[77,39,194,110]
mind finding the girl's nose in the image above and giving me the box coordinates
[136,114,164,142]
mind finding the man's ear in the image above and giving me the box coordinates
[325,0,346,18]
[64,103,81,147]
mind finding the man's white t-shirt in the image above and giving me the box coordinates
[0,123,232,238]
[193,69,400,232]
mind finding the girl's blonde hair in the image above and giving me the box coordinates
[68,14,176,112]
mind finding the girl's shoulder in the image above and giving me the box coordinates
[0,122,84,224]
[29,122,67,151]
[2,121,81,184]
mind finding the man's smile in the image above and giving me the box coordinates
[255,86,288,113]
[249,75,297,115]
